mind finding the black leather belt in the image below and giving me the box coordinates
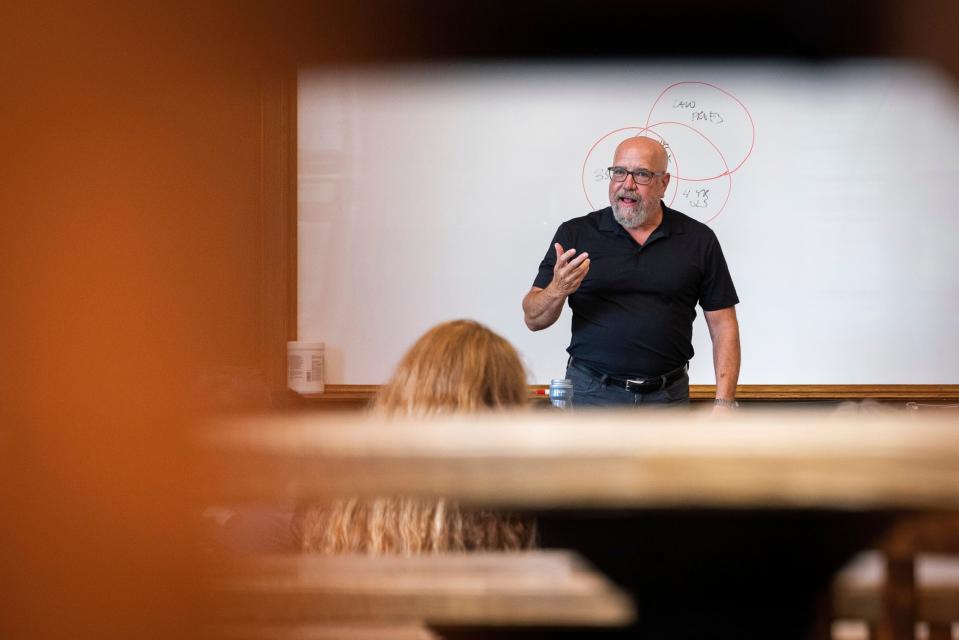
[570,359,689,393]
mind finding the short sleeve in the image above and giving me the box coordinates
[698,234,739,311]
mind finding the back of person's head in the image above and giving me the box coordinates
[296,319,536,554]
[375,319,528,416]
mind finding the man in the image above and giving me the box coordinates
[522,136,740,408]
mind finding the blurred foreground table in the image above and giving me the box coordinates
[212,551,633,632]
[204,411,959,510]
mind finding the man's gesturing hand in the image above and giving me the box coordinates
[521,243,590,331]
[549,243,590,296]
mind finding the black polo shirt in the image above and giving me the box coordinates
[532,205,739,377]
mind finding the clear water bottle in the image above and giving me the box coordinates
[549,378,574,409]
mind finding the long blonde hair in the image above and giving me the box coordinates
[297,320,535,554]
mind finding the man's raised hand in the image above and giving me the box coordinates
[549,243,590,296]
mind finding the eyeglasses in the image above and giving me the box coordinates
[607,166,665,185]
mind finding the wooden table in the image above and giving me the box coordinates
[204,410,959,510]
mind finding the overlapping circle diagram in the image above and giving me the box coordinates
[581,81,755,224]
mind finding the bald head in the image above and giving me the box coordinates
[612,137,668,173]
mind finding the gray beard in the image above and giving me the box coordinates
[612,194,651,229]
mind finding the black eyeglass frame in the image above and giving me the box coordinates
[607,166,666,185]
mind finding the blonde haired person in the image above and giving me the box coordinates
[296,320,537,554]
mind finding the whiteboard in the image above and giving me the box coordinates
[298,62,959,385]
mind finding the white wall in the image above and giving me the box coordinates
[298,62,959,384]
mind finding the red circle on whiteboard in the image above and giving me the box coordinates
[645,120,733,222]
[644,81,755,180]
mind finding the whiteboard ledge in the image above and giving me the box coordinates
[295,384,959,403]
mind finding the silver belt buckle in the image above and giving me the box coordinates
[625,377,649,392]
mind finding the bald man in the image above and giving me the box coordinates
[523,137,741,409]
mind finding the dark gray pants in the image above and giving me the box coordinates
[565,363,690,408]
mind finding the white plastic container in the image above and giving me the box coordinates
[287,341,325,394]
